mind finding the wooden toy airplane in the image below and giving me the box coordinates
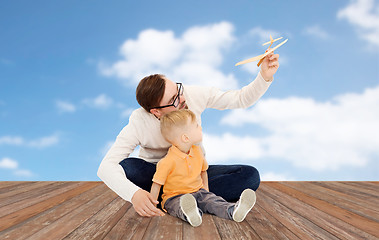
[235,35,288,67]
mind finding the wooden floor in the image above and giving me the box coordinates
[0,182,378,240]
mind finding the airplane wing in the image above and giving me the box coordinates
[262,37,283,46]
[235,39,288,66]
[235,53,266,66]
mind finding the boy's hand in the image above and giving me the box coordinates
[260,49,280,82]
[131,189,165,217]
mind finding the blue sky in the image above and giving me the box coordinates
[1,0,378,181]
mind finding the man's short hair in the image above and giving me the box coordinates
[160,109,196,142]
[136,74,166,112]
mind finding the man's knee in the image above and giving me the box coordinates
[119,158,156,191]
[243,165,260,191]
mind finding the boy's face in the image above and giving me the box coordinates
[186,119,203,144]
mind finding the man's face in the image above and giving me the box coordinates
[152,77,187,118]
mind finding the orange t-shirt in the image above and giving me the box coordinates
[152,145,208,208]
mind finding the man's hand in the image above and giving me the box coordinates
[260,49,280,82]
[131,189,165,217]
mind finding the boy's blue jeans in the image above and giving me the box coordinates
[119,157,260,202]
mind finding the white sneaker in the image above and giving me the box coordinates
[180,194,202,227]
[232,189,256,222]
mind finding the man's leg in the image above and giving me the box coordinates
[119,157,156,191]
[119,157,164,208]
[207,164,260,202]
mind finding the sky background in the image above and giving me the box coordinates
[1,0,378,181]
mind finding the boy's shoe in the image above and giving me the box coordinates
[180,193,202,227]
[232,189,256,222]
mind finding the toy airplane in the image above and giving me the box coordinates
[235,35,288,67]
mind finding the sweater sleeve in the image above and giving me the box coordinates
[189,72,272,110]
[97,111,141,202]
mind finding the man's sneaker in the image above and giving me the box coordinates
[232,189,256,222]
[180,194,202,227]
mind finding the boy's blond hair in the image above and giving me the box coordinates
[160,109,196,142]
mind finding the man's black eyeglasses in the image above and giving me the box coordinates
[152,83,184,109]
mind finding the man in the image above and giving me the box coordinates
[98,51,279,217]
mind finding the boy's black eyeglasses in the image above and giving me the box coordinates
[152,83,184,109]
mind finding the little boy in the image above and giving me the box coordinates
[150,109,256,227]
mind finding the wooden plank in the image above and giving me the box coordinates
[212,215,261,239]
[313,181,378,210]
[25,185,118,240]
[348,181,379,189]
[0,182,54,202]
[0,182,64,208]
[183,214,221,240]
[282,181,379,222]
[341,181,379,195]
[0,182,98,232]
[0,183,107,239]
[0,181,25,189]
[129,217,152,240]
[103,204,146,240]
[261,183,377,239]
[246,203,300,240]
[314,182,379,204]
[1,181,378,240]
[308,181,379,212]
[62,197,130,240]
[257,186,338,240]
[0,182,37,194]
[0,182,75,217]
[266,182,379,237]
[140,214,182,240]
[0,181,28,190]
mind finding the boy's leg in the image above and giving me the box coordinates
[194,189,234,220]
[207,164,260,202]
[232,189,257,222]
[165,194,203,227]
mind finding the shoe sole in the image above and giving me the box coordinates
[233,189,256,222]
[180,194,202,227]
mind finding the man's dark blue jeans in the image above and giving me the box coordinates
[119,157,260,202]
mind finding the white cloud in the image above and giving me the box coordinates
[338,0,379,49]
[303,25,330,40]
[248,27,281,43]
[28,135,59,148]
[100,141,140,158]
[14,169,33,177]
[57,94,130,116]
[260,172,295,181]
[82,94,114,109]
[0,157,34,178]
[56,100,76,113]
[0,134,59,149]
[99,21,239,90]
[202,133,264,163]
[0,157,18,169]
[204,85,379,171]
[121,108,134,119]
[0,136,24,145]
[100,141,115,157]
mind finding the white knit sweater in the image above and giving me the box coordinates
[97,72,272,202]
